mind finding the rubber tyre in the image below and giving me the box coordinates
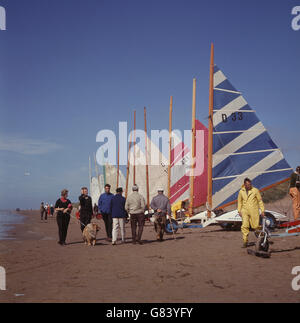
[219,222,233,231]
[255,236,269,253]
[260,212,277,230]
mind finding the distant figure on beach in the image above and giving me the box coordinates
[78,187,93,232]
[44,204,48,221]
[238,178,265,248]
[289,166,300,220]
[55,189,73,246]
[150,188,171,242]
[40,202,46,221]
[98,184,114,242]
[46,203,51,219]
[125,185,146,245]
[111,187,127,245]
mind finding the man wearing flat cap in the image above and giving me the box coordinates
[150,187,171,241]
[125,185,146,244]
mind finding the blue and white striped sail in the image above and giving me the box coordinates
[212,66,292,209]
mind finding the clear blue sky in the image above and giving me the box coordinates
[0,0,299,209]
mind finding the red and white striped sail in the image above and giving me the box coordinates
[170,120,208,207]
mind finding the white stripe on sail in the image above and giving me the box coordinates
[212,149,285,209]
[213,168,292,181]
[214,87,241,94]
[213,109,255,113]
[170,182,190,202]
[214,148,279,160]
[214,70,227,88]
[171,164,190,185]
[213,130,265,134]
[213,95,248,127]
[213,121,266,167]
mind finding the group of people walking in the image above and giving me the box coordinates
[51,184,172,246]
[39,202,54,221]
[97,184,172,245]
[46,166,300,248]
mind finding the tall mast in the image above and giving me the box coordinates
[207,43,214,218]
[116,140,120,188]
[144,107,150,209]
[189,79,196,216]
[167,96,173,199]
[101,149,106,186]
[125,131,133,199]
[133,110,136,185]
[89,155,92,194]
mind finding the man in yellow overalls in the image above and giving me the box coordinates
[238,178,265,248]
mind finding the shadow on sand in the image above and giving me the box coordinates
[271,246,300,254]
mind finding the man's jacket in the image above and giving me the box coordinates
[238,186,265,214]
[110,194,127,219]
[125,192,146,215]
[98,192,114,214]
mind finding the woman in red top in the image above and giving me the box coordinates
[54,189,72,246]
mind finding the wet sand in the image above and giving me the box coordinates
[0,208,300,303]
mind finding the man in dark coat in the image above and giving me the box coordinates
[110,187,127,245]
[98,184,114,241]
[78,187,93,232]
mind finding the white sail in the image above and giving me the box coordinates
[90,175,104,206]
[127,135,168,203]
[105,163,126,193]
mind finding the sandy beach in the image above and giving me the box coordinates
[0,207,300,303]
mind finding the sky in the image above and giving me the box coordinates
[0,0,299,209]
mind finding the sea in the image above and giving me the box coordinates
[0,210,25,240]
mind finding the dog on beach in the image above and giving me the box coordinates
[82,223,100,246]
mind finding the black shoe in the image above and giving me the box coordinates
[138,241,143,245]
[132,240,136,245]
[242,242,248,248]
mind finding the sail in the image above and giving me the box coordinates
[212,65,292,209]
[90,165,126,204]
[105,164,126,193]
[90,175,104,206]
[128,134,168,203]
[170,120,208,207]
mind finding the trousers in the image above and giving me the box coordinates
[241,209,260,243]
[130,213,145,242]
[290,187,300,220]
[153,213,167,240]
[112,218,125,243]
[80,213,92,232]
[56,214,70,243]
[102,213,113,238]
